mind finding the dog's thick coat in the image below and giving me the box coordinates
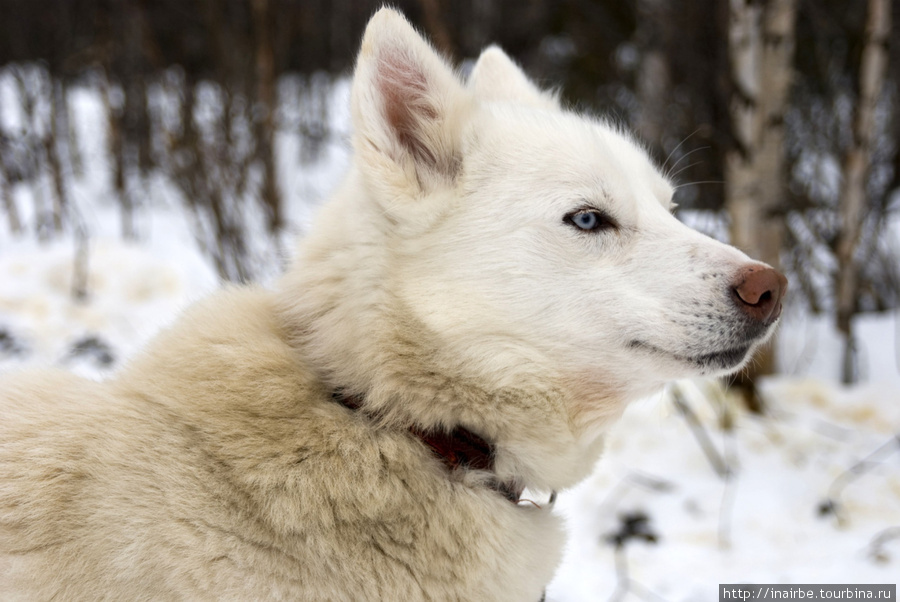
[0,10,785,601]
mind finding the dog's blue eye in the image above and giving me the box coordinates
[574,212,599,230]
[564,209,614,232]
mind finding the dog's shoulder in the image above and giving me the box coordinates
[118,285,322,408]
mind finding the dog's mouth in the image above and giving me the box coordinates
[628,340,752,372]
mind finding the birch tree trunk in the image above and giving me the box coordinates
[725,0,797,410]
[635,0,669,151]
[251,0,283,240]
[0,165,20,234]
[47,79,71,233]
[835,0,891,384]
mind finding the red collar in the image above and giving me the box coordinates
[332,391,523,503]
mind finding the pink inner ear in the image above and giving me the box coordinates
[376,47,440,169]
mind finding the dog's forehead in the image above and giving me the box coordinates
[467,106,673,208]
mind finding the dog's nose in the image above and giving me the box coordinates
[731,264,788,324]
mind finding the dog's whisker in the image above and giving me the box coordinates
[661,127,703,174]
[667,160,703,182]
[673,180,726,190]
[665,145,710,181]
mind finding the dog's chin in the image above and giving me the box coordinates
[629,339,756,376]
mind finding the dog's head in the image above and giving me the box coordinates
[305,9,786,431]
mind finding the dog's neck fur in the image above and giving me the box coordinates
[277,169,609,493]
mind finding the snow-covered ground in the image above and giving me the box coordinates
[549,379,900,601]
[1,78,898,600]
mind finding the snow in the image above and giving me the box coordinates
[547,379,900,601]
[1,80,898,600]
[0,222,216,376]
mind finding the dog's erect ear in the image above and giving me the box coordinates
[351,9,468,197]
[468,46,560,110]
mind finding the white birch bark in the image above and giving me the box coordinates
[725,0,797,388]
[836,0,891,383]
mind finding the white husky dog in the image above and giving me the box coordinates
[0,9,786,601]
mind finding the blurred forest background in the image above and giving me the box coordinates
[0,0,898,388]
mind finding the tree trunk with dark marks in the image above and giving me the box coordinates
[835,0,891,384]
[0,163,20,234]
[252,0,283,241]
[724,0,797,411]
[47,79,71,235]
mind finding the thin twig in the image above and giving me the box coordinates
[866,526,900,563]
[712,382,739,550]
[671,385,730,479]
[718,435,739,549]
[608,544,670,602]
[608,546,629,602]
[71,224,90,302]
[821,434,900,526]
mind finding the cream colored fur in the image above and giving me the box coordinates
[1,9,780,600]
